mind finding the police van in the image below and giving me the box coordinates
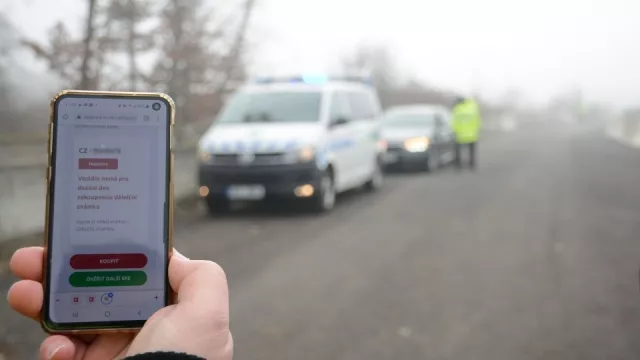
[196,75,385,214]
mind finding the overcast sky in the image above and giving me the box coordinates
[3,0,640,108]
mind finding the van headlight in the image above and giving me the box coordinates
[378,139,388,152]
[284,146,315,163]
[404,136,430,152]
[299,146,315,162]
[198,147,212,163]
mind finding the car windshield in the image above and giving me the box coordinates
[216,91,322,124]
[383,113,436,128]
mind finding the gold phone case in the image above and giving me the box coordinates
[42,90,176,335]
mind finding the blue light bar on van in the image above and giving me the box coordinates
[252,74,372,86]
[254,77,274,84]
[301,74,329,84]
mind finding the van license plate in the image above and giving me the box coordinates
[226,185,265,200]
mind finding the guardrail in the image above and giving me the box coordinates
[0,150,198,243]
[0,132,49,145]
[0,120,212,242]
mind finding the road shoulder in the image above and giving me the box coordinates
[606,118,640,148]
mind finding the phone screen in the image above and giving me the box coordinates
[44,93,172,330]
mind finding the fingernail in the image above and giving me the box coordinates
[47,344,65,359]
[172,251,188,260]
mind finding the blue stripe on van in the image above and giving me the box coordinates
[219,142,230,153]
[265,141,277,152]
[329,138,355,151]
[284,140,298,151]
[249,140,260,152]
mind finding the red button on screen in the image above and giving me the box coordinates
[70,253,148,269]
[78,158,118,170]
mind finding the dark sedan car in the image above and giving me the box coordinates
[380,105,456,172]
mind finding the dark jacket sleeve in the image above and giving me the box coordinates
[123,352,206,360]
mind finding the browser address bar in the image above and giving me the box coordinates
[81,114,138,121]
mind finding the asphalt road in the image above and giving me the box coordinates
[2,122,640,359]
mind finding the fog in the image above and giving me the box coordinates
[3,0,640,108]
[1,26,61,107]
[3,2,640,359]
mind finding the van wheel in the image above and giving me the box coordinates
[205,196,230,215]
[311,171,335,212]
[364,159,384,191]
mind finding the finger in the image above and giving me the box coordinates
[168,256,229,313]
[171,248,188,260]
[39,335,86,360]
[10,246,44,281]
[7,280,43,320]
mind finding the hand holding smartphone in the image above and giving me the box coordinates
[43,90,175,334]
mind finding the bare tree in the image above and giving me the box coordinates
[342,45,455,108]
[0,14,15,131]
[21,0,251,123]
[147,0,236,123]
[79,0,98,89]
[106,0,155,90]
[22,22,85,87]
[342,45,398,97]
[215,0,256,94]
[22,0,111,89]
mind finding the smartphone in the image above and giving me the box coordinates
[43,90,175,334]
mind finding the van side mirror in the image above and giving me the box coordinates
[330,117,350,128]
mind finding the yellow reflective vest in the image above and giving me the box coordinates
[452,99,482,144]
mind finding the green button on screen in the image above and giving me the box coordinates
[69,271,147,287]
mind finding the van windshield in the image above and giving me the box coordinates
[216,91,322,124]
[382,113,436,128]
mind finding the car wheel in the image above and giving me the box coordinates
[205,195,230,215]
[364,159,384,191]
[311,171,335,212]
[425,150,440,173]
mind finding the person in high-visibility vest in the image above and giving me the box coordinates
[451,96,482,169]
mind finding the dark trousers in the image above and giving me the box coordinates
[455,142,477,169]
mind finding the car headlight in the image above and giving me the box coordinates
[403,136,429,152]
[197,147,212,163]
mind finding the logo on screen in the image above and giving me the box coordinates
[152,103,162,111]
